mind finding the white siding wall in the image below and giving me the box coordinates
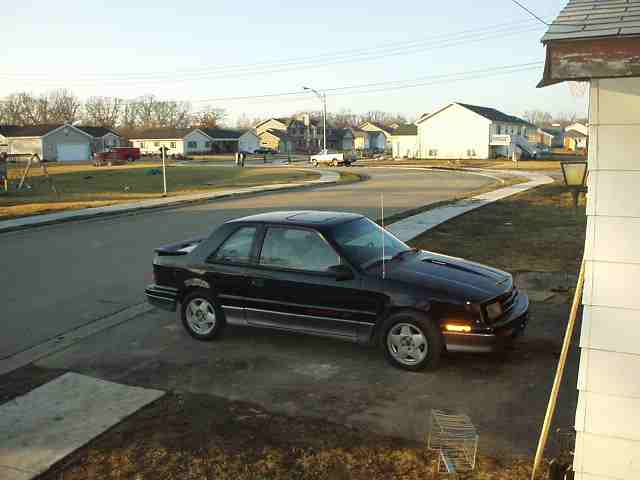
[417,104,491,159]
[574,77,640,480]
[239,131,260,153]
[184,130,212,153]
[391,135,418,158]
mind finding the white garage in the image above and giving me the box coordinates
[56,143,90,162]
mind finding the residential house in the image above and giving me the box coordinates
[565,122,588,136]
[539,2,640,478]
[391,124,418,159]
[349,128,386,151]
[563,129,588,151]
[415,102,537,159]
[255,114,322,152]
[540,127,565,148]
[77,126,124,153]
[129,128,192,156]
[258,129,292,153]
[0,124,94,161]
[184,128,260,154]
[326,128,355,151]
[359,122,395,151]
[528,128,555,147]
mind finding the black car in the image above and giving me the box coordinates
[145,211,529,370]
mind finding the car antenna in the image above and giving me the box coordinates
[381,193,386,279]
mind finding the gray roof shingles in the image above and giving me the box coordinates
[456,103,533,126]
[0,124,61,137]
[542,0,640,42]
[392,124,418,136]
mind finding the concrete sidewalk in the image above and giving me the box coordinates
[0,170,340,234]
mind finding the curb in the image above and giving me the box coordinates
[0,169,365,234]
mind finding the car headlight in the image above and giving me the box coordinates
[486,301,503,321]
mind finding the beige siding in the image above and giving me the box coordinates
[574,77,640,480]
[43,127,91,161]
[391,135,418,158]
[256,119,287,135]
[8,138,43,157]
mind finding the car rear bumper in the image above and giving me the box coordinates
[145,284,179,311]
[444,292,529,353]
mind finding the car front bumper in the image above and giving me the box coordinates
[145,284,179,311]
[444,291,529,353]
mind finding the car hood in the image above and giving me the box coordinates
[387,250,512,303]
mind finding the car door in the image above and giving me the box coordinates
[200,224,259,326]
[243,226,377,341]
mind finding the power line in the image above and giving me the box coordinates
[0,20,544,86]
[188,61,543,104]
[509,0,550,26]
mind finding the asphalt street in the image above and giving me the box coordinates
[0,167,492,359]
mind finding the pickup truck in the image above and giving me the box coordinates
[309,150,355,167]
[94,147,141,166]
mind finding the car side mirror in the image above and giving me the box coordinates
[328,264,354,281]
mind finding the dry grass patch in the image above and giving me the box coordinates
[408,182,586,273]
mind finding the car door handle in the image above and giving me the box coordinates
[250,278,265,287]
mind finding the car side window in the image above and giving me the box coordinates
[210,226,257,264]
[259,227,341,273]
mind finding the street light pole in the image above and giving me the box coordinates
[303,86,327,153]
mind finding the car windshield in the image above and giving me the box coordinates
[331,217,412,270]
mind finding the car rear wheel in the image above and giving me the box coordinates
[383,313,442,370]
[127,156,133,162]
[181,290,224,340]
[311,160,319,167]
[331,159,338,167]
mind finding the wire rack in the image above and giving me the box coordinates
[428,409,479,474]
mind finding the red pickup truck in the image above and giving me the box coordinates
[94,147,141,166]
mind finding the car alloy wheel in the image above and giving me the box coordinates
[386,322,428,366]
[185,297,217,335]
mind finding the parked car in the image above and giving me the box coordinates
[94,147,140,166]
[254,147,279,155]
[145,211,529,370]
[310,150,355,167]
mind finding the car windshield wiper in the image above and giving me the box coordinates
[389,248,418,262]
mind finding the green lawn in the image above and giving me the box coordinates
[0,163,319,219]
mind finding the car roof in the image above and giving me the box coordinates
[228,210,364,229]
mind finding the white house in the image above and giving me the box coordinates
[565,122,589,136]
[199,128,260,154]
[391,124,418,159]
[415,102,536,160]
[129,128,191,156]
[540,3,640,479]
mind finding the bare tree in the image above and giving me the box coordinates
[46,89,81,123]
[523,109,553,127]
[0,94,28,125]
[83,96,123,127]
[191,106,226,129]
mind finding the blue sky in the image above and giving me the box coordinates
[2,0,587,124]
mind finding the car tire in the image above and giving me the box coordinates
[382,312,442,371]
[311,160,318,167]
[181,289,225,341]
[127,156,133,162]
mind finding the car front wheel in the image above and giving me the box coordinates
[181,290,224,340]
[383,313,442,370]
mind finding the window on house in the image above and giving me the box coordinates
[205,141,211,149]
[154,141,160,147]
[496,126,502,134]
[170,142,176,148]
[428,149,438,157]
[140,142,146,148]
[187,141,197,149]
[466,149,476,157]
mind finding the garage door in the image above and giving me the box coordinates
[57,143,89,162]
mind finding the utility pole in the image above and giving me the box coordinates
[160,146,168,196]
[303,86,327,153]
